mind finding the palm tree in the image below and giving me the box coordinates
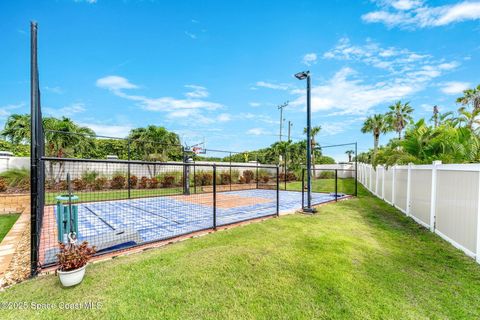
[128,125,181,177]
[303,126,321,174]
[361,114,391,161]
[455,108,480,130]
[1,114,31,144]
[345,150,354,162]
[457,84,480,113]
[387,101,413,139]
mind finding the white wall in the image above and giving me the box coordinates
[0,156,30,172]
[359,162,480,264]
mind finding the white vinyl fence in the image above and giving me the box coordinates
[359,162,480,264]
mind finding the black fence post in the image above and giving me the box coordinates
[284,152,287,191]
[193,163,196,194]
[276,166,280,216]
[335,169,338,202]
[213,164,217,230]
[30,21,40,277]
[256,162,259,189]
[301,168,305,209]
[127,140,131,199]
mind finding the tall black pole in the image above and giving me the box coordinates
[305,74,314,212]
[30,21,39,277]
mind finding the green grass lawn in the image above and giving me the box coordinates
[1,186,480,319]
[286,178,356,195]
[0,213,20,243]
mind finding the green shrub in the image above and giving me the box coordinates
[0,168,30,190]
[160,175,175,187]
[81,170,99,185]
[93,177,108,190]
[231,169,240,183]
[110,174,126,189]
[220,172,231,185]
[318,171,335,179]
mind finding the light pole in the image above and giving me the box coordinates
[294,71,315,213]
[277,101,288,142]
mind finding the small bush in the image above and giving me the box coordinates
[160,175,175,187]
[81,170,99,185]
[279,172,297,182]
[194,172,203,186]
[201,172,213,186]
[318,171,335,179]
[93,177,108,190]
[243,170,254,183]
[239,176,246,184]
[129,175,138,188]
[0,168,30,190]
[261,175,270,183]
[139,176,149,189]
[72,178,87,191]
[0,178,7,192]
[220,172,231,185]
[149,177,160,188]
[110,175,126,189]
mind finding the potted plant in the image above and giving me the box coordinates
[56,241,96,287]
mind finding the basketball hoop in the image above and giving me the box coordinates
[192,147,203,154]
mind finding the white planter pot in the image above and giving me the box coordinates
[58,264,87,287]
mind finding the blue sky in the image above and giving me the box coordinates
[1,0,479,161]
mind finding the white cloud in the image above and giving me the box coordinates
[323,37,431,72]
[44,86,63,94]
[96,76,138,91]
[249,102,261,107]
[217,113,231,122]
[246,128,268,135]
[440,81,471,94]
[44,102,86,117]
[302,53,318,66]
[390,0,423,10]
[289,59,454,115]
[0,102,25,118]
[185,85,209,98]
[362,1,480,29]
[255,81,291,90]
[74,0,97,3]
[79,122,132,138]
[185,31,197,39]
[96,76,224,119]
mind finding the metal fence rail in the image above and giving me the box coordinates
[33,157,279,270]
[301,167,357,209]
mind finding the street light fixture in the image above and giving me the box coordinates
[294,70,315,213]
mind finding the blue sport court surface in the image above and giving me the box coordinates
[43,190,343,264]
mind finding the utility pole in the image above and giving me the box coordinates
[287,121,292,142]
[277,101,289,142]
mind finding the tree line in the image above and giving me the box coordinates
[359,84,480,165]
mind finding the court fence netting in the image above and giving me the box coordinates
[33,156,280,272]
